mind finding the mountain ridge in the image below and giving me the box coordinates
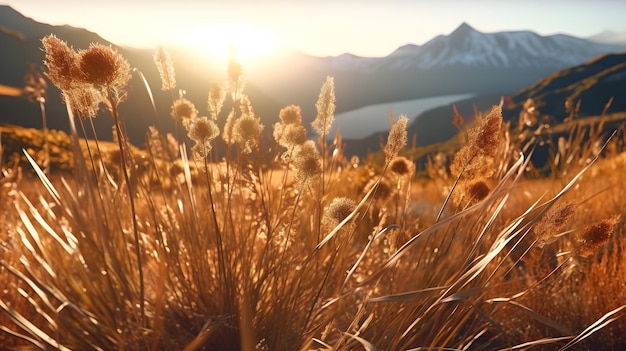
[1,5,625,153]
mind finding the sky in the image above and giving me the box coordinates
[4,0,626,59]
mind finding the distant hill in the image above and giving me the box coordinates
[344,52,626,160]
[252,22,626,122]
[504,52,626,124]
[1,5,625,150]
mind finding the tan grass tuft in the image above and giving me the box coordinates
[153,47,176,91]
[383,115,408,163]
[533,203,577,247]
[41,34,78,91]
[450,105,503,183]
[577,216,619,257]
[312,77,336,136]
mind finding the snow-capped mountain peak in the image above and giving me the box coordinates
[410,24,626,70]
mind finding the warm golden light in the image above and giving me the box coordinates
[178,24,285,63]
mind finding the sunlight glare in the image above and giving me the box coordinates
[178,24,285,63]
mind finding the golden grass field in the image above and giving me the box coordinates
[0,35,625,350]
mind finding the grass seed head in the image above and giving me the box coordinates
[41,34,79,91]
[293,140,322,184]
[534,203,577,247]
[188,117,219,144]
[153,47,176,91]
[279,104,304,125]
[78,44,130,88]
[390,156,414,176]
[63,86,103,119]
[207,82,226,120]
[171,97,198,124]
[312,77,336,136]
[233,113,264,153]
[323,197,357,229]
[384,115,408,163]
[577,216,619,257]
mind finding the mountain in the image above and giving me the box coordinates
[343,52,626,160]
[587,30,626,45]
[504,52,626,123]
[249,23,626,126]
[1,5,625,151]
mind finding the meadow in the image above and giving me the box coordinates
[0,35,625,350]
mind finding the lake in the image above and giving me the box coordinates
[331,93,474,139]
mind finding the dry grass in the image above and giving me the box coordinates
[0,36,625,351]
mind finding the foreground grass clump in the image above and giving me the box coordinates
[0,35,625,350]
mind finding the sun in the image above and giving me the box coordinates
[178,24,285,64]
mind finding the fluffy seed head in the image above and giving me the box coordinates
[41,35,78,91]
[171,98,198,122]
[78,44,130,88]
[279,105,303,125]
[293,140,322,183]
[470,105,502,158]
[153,47,176,91]
[450,105,503,179]
[188,117,219,143]
[384,115,408,163]
[63,86,103,119]
[467,181,490,202]
[233,113,264,153]
[275,123,307,148]
[390,156,413,176]
[311,77,336,136]
[534,203,576,247]
[577,217,619,257]
[207,82,226,120]
[323,197,357,228]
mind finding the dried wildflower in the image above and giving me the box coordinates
[450,105,502,179]
[78,44,130,88]
[233,113,264,153]
[153,47,176,91]
[534,203,576,247]
[279,105,303,125]
[390,156,413,176]
[41,34,78,90]
[171,98,198,124]
[63,86,103,118]
[384,115,408,163]
[293,140,322,183]
[470,105,502,158]
[311,77,336,136]
[364,177,393,202]
[188,117,220,144]
[577,217,619,257]
[323,197,357,228]
[466,181,490,202]
[207,82,226,120]
[191,142,212,161]
[275,123,307,148]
